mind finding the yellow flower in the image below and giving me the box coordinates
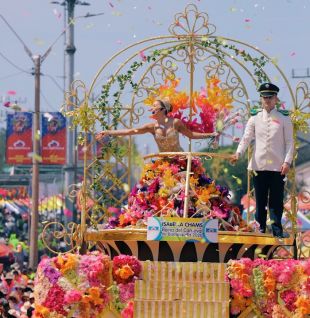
[196,188,213,204]
[34,304,50,317]
[162,169,175,188]
[88,287,104,306]
[190,176,198,186]
[60,254,78,274]
[158,187,170,198]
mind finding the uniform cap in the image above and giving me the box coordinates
[258,82,279,96]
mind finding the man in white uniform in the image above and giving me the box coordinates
[234,83,294,238]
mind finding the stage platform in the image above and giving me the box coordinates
[85,229,294,263]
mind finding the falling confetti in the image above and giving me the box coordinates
[122,183,130,193]
[109,2,114,8]
[112,11,122,16]
[85,23,95,29]
[232,175,242,185]
[28,153,43,162]
[35,130,41,140]
[270,57,279,65]
[290,52,296,57]
[7,90,16,95]
[139,51,146,61]
[33,38,45,46]
[53,8,62,19]
[229,7,238,12]
[44,113,54,121]
[244,18,251,22]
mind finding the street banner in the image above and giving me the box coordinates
[147,217,218,242]
[6,112,33,164]
[41,112,66,165]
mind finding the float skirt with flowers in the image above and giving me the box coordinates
[106,155,247,232]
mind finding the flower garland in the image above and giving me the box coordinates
[227,258,310,318]
[109,255,142,318]
[33,252,111,318]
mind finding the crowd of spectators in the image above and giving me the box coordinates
[0,263,35,318]
[0,204,67,318]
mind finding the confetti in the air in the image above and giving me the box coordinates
[244,18,251,22]
[139,51,147,61]
[53,8,62,19]
[28,153,43,162]
[7,90,16,95]
[229,7,238,12]
[85,23,95,29]
[43,113,54,121]
[112,11,122,16]
[232,175,242,185]
[109,2,114,8]
[290,52,296,57]
[34,38,45,46]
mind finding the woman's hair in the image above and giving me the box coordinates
[156,99,172,115]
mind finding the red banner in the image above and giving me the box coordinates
[6,112,33,164]
[41,112,66,165]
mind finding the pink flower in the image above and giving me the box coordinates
[64,290,82,304]
[280,290,297,311]
[119,282,135,303]
[121,300,134,318]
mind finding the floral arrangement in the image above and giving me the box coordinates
[227,258,310,318]
[109,255,142,318]
[33,252,111,318]
[106,156,249,231]
[144,76,240,142]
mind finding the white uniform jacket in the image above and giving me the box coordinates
[236,108,294,171]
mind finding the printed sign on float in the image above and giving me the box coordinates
[147,217,218,243]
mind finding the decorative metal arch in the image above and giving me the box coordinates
[43,4,309,257]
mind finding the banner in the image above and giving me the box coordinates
[6,112,33,164]
[147,217,218,243]
[41,112,66,165]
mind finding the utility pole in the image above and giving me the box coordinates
[64,0,77,222]
[1,14,60,268]
[59,0,91,223]
[29,55,41,268]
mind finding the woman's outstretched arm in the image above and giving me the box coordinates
[174,119,218,139]
[96,123,155,140]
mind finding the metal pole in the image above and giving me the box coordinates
[29,55,41,269]
[64,0,76,222]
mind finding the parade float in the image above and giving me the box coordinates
[37,4,310,318]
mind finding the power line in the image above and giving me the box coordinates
[41,73,65,93]
[0,71,25,81]
[40,90,58,112]
[0,51,31,74]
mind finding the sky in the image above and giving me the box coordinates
[0,0,309,151]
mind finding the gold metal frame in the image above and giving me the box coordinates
[43,4,308,257]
